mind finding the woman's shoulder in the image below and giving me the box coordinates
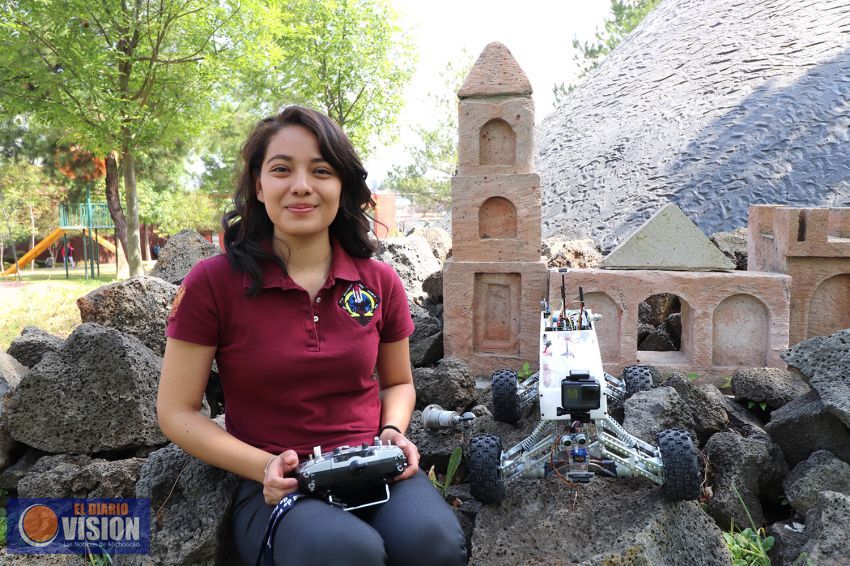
[181,253,239,286]
[350,255,402,283]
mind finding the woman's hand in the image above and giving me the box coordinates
[262,450,300,505]
[380,428,420,481]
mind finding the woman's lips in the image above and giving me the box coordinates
[286,205,316,214]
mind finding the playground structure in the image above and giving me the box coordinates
[1,201,116,279]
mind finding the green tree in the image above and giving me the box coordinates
[191,101,257,196]
[0,0,245,276]
[138,180,222,238]
[247,0,416,156]
[0,161,67,276]
[553,0,662,105]
[383,56,472,213]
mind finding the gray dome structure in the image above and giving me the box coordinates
[536,0,850,251]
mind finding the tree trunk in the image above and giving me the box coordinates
[143,224,150,261]
[105,150,130,262]
[5,220,20,281]
[122,147,143,276]
[29,205,35,272]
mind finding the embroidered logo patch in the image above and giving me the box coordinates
[338,282,380,326]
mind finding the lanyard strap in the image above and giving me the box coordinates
[256,492,305,566]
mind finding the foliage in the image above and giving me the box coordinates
[138,181,223,237]
[0,0,243,154]
[85,544,114,565]
[517,362,533,381]
[747,400,769,411]
[0,0,247,275]
[383,55,472,212]
[0,161,67,245]
[428,446,463,498]
[724,525,774,565]
[191,102,256,196]
[686,372,700,381]
[55,145,106,183]
[553,0,662,105]
[245,0,416,156]
[722,485,774,566]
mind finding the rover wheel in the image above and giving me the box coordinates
[468,434,505,504]
[492,369,522,424]
[657,429,701,501]
[623,365,654,398]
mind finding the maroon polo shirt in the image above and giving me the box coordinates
[165,238,414,458]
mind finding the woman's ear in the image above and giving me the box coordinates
[255,177,265,203]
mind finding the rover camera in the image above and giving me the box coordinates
[559,370,601,413]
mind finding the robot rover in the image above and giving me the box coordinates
[467,275,702,504]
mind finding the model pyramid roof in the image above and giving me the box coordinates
[600,204,735,271]
[458,42,532,99]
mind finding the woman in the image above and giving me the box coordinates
[157,106,467,566]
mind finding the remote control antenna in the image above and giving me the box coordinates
[579,286,585,330]
[560,271,567,322]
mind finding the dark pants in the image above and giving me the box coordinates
[231,470,468,566]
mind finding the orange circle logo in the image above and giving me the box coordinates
[19,504,59,547]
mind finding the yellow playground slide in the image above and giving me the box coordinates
[1,228,116,276]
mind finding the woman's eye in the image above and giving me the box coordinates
[271,165,289,173]
[314,167,333,176]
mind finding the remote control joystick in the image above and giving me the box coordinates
[294,442,407,511]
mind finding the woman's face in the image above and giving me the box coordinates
[256,125,342,244]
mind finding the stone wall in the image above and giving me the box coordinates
[749,205,850,345]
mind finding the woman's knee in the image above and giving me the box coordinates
[274,502,387,566]
[386,517,467,566]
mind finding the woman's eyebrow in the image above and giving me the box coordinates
[265,154,329,165]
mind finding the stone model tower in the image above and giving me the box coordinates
[443,42,548,377]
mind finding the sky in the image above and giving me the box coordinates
[364,0,613,187]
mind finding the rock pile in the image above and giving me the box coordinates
[637,293,682,351]
[2,229,848,565]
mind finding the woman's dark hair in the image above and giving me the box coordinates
[222,106,377,295]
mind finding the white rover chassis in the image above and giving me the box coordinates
[467,296,702,504]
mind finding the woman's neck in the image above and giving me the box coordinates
[272,231,332,273]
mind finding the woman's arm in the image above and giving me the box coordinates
[376,338,419,479]
[157,337,298,502]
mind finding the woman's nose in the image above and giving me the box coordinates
[289,171,312,195]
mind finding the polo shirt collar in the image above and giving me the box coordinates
[243,237,361,290]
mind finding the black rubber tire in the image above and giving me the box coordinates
[492,369,521,424]
[657,429,701,501]
[468,434,505,504]
[623,365,654,398]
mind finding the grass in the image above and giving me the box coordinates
[723,485,774,566]
[0,261,156,351]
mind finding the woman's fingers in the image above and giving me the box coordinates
[280,450,299,470]
[266,449,300,479]
[393,437,420,481]
[263,476,298,505]
[263,449,302,504]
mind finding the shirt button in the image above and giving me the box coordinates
[313,315,319,323]
[315,297,321,303]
